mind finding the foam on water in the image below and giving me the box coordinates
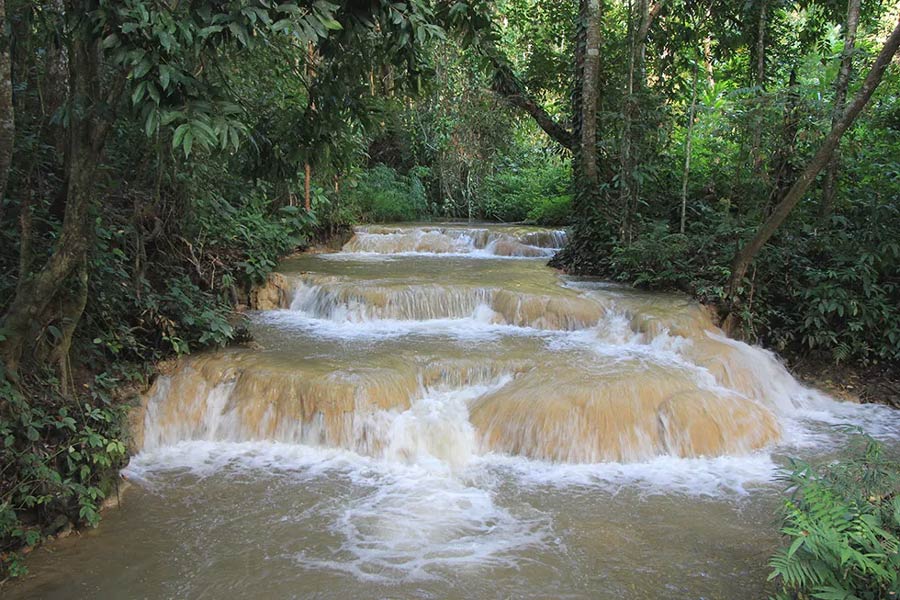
[321,250,555,261]
[125,438,552,582]
[124,433,772,583]
[378,380,513,472]
[294,468,550,582]
[124,223,900,584]
[126,383,896,582]
[340,226,567,259]
[477,453,779,497]
[253,306,550,340]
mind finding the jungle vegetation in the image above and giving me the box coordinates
[1,0,898,589]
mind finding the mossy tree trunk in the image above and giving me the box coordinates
[619,0,663,243]
[576,0,601,194]
[0,2,123,377]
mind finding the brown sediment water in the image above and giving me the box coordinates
[10,223,900,599]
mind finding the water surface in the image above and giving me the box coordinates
[11,223,899,599]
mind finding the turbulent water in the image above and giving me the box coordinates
[13,223,900,599]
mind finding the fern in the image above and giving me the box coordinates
[769,434,900,600]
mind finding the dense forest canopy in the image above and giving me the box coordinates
[1,0,899,588]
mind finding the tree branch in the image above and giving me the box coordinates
[485,47,574,149]
[728,14,900,297]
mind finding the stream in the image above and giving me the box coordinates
[11,223,900,599]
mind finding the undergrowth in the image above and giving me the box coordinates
[769,433,900,599]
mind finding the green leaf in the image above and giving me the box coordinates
[318,16,342,31]
[101,33,120,49]
[131,81,147,106]
[811,586,854,600]
[159,65,172,90]
[172,123,189,149]
[144,109,159,137]
[133,58,152,79]
[183,130,194,157]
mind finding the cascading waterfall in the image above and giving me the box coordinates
[137,224,867,465]
[341,224,567,256]
[16,223,900,599]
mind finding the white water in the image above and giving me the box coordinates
[130,228,897,583]
[14,224,897,599]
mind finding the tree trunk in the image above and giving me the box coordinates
[633,0,663,83]
[548,0,606,271]
[620,0,663,242]
[702,35,715,88]
[750,0,767,171]
[50,255,89,396]
[619,0,636,241]
[727,16,900,304]
[0,5,121,375]
[485,42,573,149]
[754,0,767,87]
[680,62,699,234]
[16,184,33,294]
[820,0,861,219]
[579,0,601,189]
[1,138,101,373]
[0,0,13,213]
[304,162,311,211]
[766,68,800,209]
[304,41,316,212]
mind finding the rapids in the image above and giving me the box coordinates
[11,223,900,599]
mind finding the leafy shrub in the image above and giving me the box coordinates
[790,205,900,365]
[344,164,428,222]
[0,373,128,577]
[82,154,323,364]
[555,68,900,369]
[565,192,900,366]
[481,162,571,222]
[595,214,736,303]
[526,194,573,225]
[769,434,900,599]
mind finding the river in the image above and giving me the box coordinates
[11,223,900,599]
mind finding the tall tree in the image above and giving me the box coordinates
[820,0,862,219]
[481,0,602,208]
[0,0,12,211]
[680,60,699,234]
[750,0,768,171]
[578,0,602,190]
[726,15,900,319]
[0,0,440,377]
[620,0,664,241]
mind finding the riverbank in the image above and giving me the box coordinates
[790,357,900,409]
[6,222,899,598]
[4,223,898,590]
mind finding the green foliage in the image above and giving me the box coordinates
[343,165,428,223]
[584,199,900,365]
[481,162,572,222]
[557,20,900,367]
[769,434,900,599]
[95,0,347,160]
[792,208,900,365]
[0,0,449,581]
[0,374,128,578]
[527,194,573,226]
